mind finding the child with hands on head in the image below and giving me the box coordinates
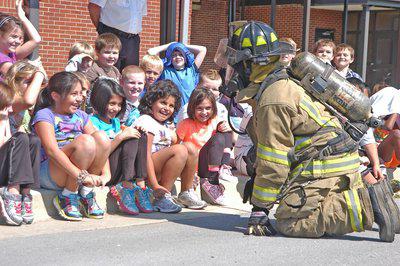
[176,87,233,206]
[0,0,41,79]
[120,65,145,127]
[134,80,207,212]
[31,72,111,221]
[0,82,40,226]
[89,78,153,215]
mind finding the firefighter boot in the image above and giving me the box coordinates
[367,182,395,242]
[381,179,400,234]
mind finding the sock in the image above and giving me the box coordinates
[62,188,78,197]
[80,186,93,197]
[207,165,220,185]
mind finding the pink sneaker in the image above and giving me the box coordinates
[200,179,228,206]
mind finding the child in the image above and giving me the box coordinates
[312,39,336,64]
[279,37,298,66]
[85,33,121,84]
[0,0,41,80]
[177,87,233,206]
[148,42,207,106]
[65,42,95,73]
[233,107,254,177]
[176,69,228,124]
[71,71,90,109]
[120,65,145,126]
[134,80,206,212]
[31,72,111,221]
[0,81,40,225]
[89,78,152,215]
[140,54,163,88]
[334,43,363,81]
[5,60,46,134]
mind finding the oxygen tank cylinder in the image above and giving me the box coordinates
[290,52,372,122]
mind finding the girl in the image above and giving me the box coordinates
[134,80,206,213]
[176,88,233,206]
[89,78,153,215]
[0,0,41,79]
[0,81,40,226]
[31,72,111,221]
[5,60,46,134]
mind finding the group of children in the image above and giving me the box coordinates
[0,3,243,226]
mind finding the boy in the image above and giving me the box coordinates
[65,42,95,73]
[334,43,363,81]
[86,33,121,84]
[140,54,163,88]
[313,39,336,64]
[120,65,145,126]
[279,37,298,66]
[148,42,207,106]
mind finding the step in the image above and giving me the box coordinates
[29,173,252,222]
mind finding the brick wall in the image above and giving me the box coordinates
[190,2,344,71]
[0,0,164,75]
[191,0,229,71]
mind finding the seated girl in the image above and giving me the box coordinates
[134,80,206,212]
[0,81,40,226]
[31,72,111,221]
[176,87,233,206]
[89,78,152,215]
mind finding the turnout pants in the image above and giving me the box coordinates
[275,172,373,237]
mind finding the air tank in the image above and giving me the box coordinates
[290,52,372,122]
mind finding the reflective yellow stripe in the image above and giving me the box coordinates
[253,184,280,202]
[270,32,278,42]
[290,153,359,177]
[299,96,338,128]
[242,37,252,47]
[256,35,267,46]
[257,143,289,166]
[234,28,242,36]
[344,190,364,232]
[294,136,312,151]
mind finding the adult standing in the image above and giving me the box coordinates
[88,0,147,70]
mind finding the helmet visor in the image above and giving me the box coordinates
[214,38,248,68]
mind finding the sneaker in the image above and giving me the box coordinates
[153,193,182,213]
[135,186,154,213]
[79,191,104,219]
[110,183,139,215]
[178,189,207,209]
[0,187,23,226]
[53,193,82,221]
[21,193,34,224]
[200,179,228,206]
[218,165,237,182]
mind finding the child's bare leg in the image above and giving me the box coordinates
[181,142,198,191]
[87,131,111,176]
[152,144,188,191]
[378,130,400,162]
[49,134,96,191]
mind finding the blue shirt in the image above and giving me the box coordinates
[90,114,121,139]
[161,64,199,106]
[346,68,363,82]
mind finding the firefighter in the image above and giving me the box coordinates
[220,21,398,242]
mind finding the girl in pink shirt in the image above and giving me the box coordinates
[176,87,234,206]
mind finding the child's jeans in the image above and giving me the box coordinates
[107,134,148,186]
[0,132,41,189]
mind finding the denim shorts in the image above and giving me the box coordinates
[40,159,63,191]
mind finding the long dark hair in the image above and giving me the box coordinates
[139,80,182,122]
[90,77,126,118]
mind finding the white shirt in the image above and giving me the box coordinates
[90,0,147,34]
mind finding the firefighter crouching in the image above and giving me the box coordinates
[219,21,400,242]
